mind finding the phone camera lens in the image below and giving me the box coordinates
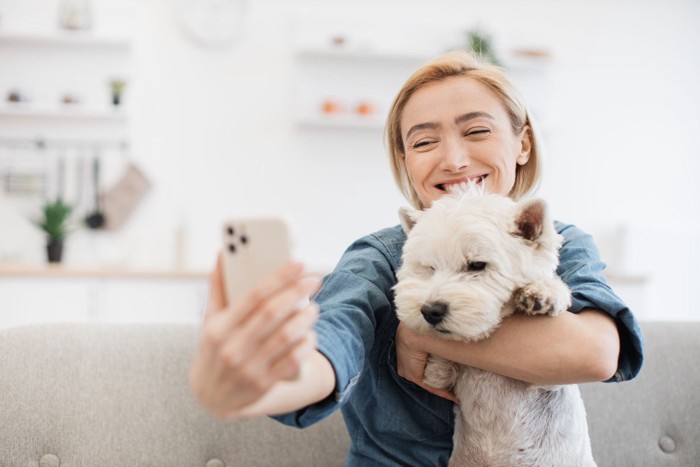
[240,235,248,244]
[228,244,236,253]
[227,226,235,236]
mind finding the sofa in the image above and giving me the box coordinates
[0,321,697,467]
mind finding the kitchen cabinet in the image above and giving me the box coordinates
[0,265,208,330]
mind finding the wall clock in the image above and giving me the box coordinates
[178,0,247,48]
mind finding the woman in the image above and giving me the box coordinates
[189,51,643,465]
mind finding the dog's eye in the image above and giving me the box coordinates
[466,261,487,272]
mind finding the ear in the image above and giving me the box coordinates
[398,206,421,234]
[516,125,532,166]
[514,199,547,242]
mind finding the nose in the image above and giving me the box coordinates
[420,301,448,325]
[440,137,470,173]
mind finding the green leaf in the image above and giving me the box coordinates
[36,199,74,241]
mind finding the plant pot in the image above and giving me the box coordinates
[47,239,64,263]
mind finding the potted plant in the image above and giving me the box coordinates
[109,79,127,107]
[36,199,74,263]
[465,29,502,66]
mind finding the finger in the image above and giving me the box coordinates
[217,327,316,394]
[267,332,318,382]
[239,276,321,342]
[225,262,306,328]
[234,261,306,311]
[205,253,227,317]
[222,303,318,376]
[212,275,319,380]
[252,301,319,369]
[219,262,304,330]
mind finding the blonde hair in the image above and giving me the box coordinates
[385,50,542,209]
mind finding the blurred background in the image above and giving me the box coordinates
[1,0,698,328]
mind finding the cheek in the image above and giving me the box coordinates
[486,172,511,196]
[488,156,519,195]
[405,158,433,197]
[405,155,424,181]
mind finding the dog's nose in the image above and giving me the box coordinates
[420,302,448,325]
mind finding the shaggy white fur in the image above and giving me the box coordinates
[394,183,596,467]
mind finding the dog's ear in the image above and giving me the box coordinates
[398,206,421,233]
[514,199,548,242]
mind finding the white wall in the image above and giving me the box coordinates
[2,0,699,319]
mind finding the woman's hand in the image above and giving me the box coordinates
[189,255,322,419]
[395,322,459,403]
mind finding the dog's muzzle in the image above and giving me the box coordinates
[420,301,448,326]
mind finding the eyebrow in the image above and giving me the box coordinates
[455,111,495,125]
[405,111,496,140]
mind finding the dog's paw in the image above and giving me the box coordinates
[514,279,571,317]
[424,356,458,391]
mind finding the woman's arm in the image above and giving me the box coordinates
[189,256,336,420]
[396,308,620,390]
[397,222,643,397]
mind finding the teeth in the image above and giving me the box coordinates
[437,176,485,191]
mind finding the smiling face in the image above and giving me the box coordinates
[400,76,532,208]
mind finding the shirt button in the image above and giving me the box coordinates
[658,435,676,453]
[206,459,225,467]
[39,454,60,467]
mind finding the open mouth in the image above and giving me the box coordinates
[436,175,487,192]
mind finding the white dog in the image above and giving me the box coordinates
[394,183,596,467]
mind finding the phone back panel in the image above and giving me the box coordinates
[221,218,291,306]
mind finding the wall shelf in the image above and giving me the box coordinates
[0,31,132,49]
[0,105,127,122]
[0,263,208,280]
[296,46,553,70]
[294,32,554,132]
[296,114,384,130]
[296,47,433,64]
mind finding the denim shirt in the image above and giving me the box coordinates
[273,222,644,466]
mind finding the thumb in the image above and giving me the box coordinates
[205,253,227,316]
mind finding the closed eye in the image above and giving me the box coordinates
[464,129,490,137]
[412,140,436,149]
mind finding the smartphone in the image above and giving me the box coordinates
[221,217,291,306]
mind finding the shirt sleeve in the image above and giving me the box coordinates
[556,222,644,382]
[271,234,397,428]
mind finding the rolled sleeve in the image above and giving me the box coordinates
[272,234,397,428]
[556,222,644,383]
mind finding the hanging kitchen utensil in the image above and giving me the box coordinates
[85,154,105,229]
[101,161,151,230]
[74,153,84,210]
[56,153,65,202]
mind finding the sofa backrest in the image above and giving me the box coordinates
[0,323,349,467]
[0,321,698,466]
[579,321,700,466]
